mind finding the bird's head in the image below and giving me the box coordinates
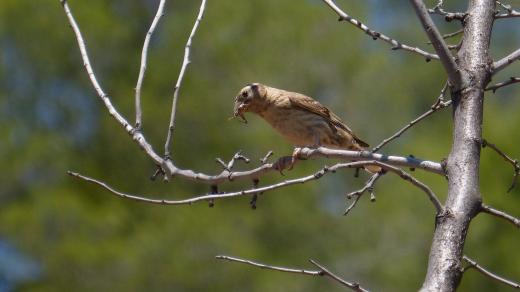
[233,83,267,123]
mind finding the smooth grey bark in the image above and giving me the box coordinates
[420,0,495,291]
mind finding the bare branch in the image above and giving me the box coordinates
[410,0,462,89]
[260,150,274,164]
[158,147,443,187]
[321,0,439,61]
[481,139,520,192]
[68,159,442,213]
[297,147,444,175]
[495,1,520,18]
[494,10,520,18]
[427,29,463,44]
[372,82,450,152]
[486,77,520,93]
[462,255,520,289]
[164,0,207,158]
[309,259,369,292]
[434,0,444,8]
[216,150,250,171]
[215,255,369,292]
[428,6,467,21]
[344,172,382,215]
[215,255,321,276]
[448,40,463,51]
[60,0,164,165]
[67,161,374,206]
[135,0,166,129]
[375,162,442,212]
[493,48,520,74]
[480,204,520,229]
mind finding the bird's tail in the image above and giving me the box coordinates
[364,164,382,174]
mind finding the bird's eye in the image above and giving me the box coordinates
[242,91,248,98]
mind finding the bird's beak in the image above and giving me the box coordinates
[233,101,248,124]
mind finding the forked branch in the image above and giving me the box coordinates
[164,0,207,158]
[69,160,442,214]
[61,0,444,190]
[60,0,164,165]
[373,82,450,152]
[135,0,166,129]
[321,0,439,61]
[215,255,369,292]
[428,6,466,21]
[344,172,382,215]
[494,1,520,18]
[68,161,379,207]
[427,29,463,44]
[409,0,462,89]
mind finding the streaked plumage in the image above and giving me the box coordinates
[233,83,369,151]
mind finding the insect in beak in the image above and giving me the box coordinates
[231,103,248,124]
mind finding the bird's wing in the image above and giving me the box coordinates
[288,94,370,147]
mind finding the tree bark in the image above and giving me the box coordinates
[420,0,495,291]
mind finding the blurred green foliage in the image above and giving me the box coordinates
[0,0,519,291]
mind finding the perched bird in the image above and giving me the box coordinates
[233,83,379,172]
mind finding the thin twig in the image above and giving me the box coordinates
[164,0,207,158]
[442,29,464,40]
[215,255,369,292]
[480,204,520,229]
[60,0,164,165]
[410,0,462,89]
[215,255,321,275]
[68,159,442,212]
[321,0,439,61]
[433,0,444,10]
[216,151,250,171]
[494,10,520,18]
[481,139,520,192]
[493,48,520,74]
[68,161,374,206]
[495,1,520,18]
[448,40,463,51]
[260,150,274,164]
[427,6,466,21]
[156,147,443,187]
[309,259,369,292]
[375,162,442,212]
[428,30,464,50]
[135,0,166,129]
[372,83,450,152]
[60,0,444,185]
[486,77,520,93]
[297,147,444,175]
[344,172,383,215]
[462,255,520,289]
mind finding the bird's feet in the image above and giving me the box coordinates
[273,156,293,174]
[272,148,303,174]
[289,147,305,170]
[272,147,314,174]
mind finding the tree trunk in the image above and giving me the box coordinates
[420,0,495,291]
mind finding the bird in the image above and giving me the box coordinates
[233,83,380,172]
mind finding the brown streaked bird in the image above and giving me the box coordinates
[233,83,379,172]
